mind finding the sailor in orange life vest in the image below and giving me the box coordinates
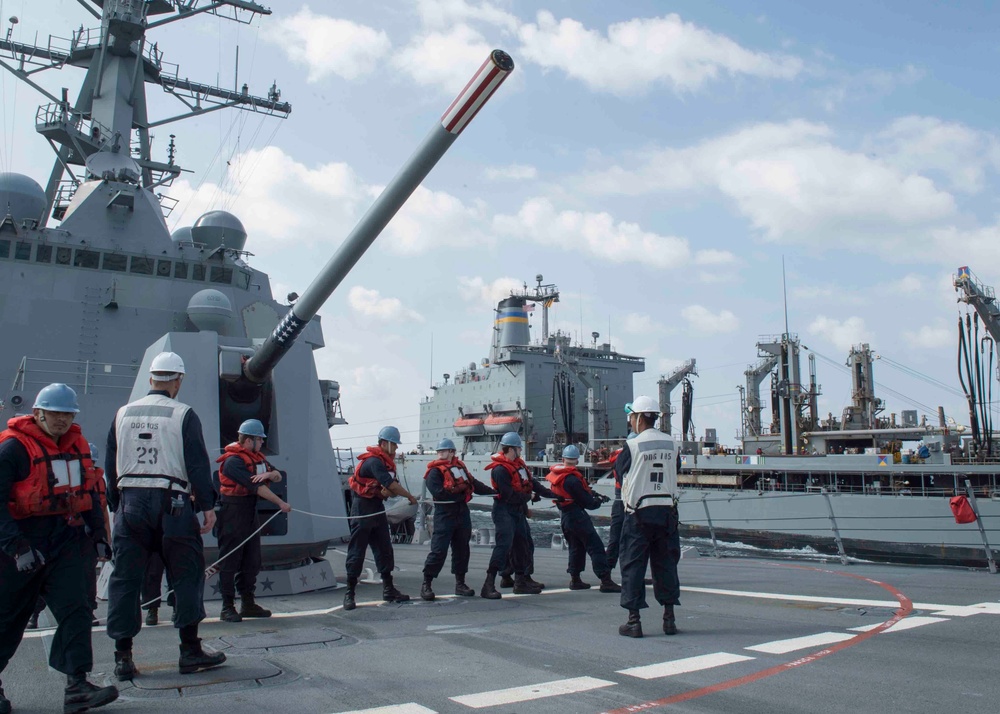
[481,431,559,599]
[0,383,119,714]
[605,421,638,573]
[215,419,291,623]
[420,438,497,601]
[105,352,226,680]
[545,444,621,592]
[344,426,418,611]
[616,395,682,638]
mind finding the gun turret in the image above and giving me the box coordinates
[244,49,515,383]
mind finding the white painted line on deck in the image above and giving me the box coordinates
[450,676,615,708]
[333,704,437,714]
[617,653,755,680]
[682,585,968,613]
[850,616,949,633]
[745,631,856,654]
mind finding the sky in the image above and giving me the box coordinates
[2,0,999,449]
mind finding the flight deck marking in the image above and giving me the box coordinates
[745,631,855,654]
[451,676,615,708]
[617,653,755,680]
[597,564,914,714]
[332,704,438,714]
[849,616,948,633]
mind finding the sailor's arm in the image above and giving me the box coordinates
[0,440,28,557]
[181,410,216,532]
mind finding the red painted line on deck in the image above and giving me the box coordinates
[599,563,914,714]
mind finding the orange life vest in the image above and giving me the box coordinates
[425,458,474,503]
[0,415,102,520]
[545,464,593,507]
[215,442,268,497]
[350,446,396,500]
[486,453,533,496]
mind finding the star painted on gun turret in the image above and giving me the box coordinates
[319,570,328,581]
[299,574,308,587]
[210,582,221,595]
[261,578,274,591]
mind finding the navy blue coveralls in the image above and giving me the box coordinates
[556,472,611,579]
[0,438,105,682]
[104,391,216,645]
[488,466,556,574]
[615,447,681,612]
[216,456,265,602]
[605,461,625,570]
[345,457,397,581]
[422,465,495,579]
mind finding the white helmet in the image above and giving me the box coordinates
[150,351,186,381]
[630,395,659,414]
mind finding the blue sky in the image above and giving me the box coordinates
[3,0,999,448]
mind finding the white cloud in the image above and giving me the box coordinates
[414,0,519,32]
[392,23,494,90]
[694,249,738,265]
[458,276,524,308]
[485,164,538,180]
[681,305,739,333]
[267,7,391,82]
[493,197,692,269]
[349,364,400,401]
[517,11,802,95]
[347,286,424,322]
[932,221,1000,269]
[815,65,924,112]
[622,313,655,333]
[890,274,923,294]
[381,186,491,254]
[808,315,871,352]
[902,321,952,349]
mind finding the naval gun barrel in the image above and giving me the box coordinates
[244,50,515,383]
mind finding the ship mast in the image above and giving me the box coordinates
[0,0,291,224]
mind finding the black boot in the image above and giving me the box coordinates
[480,571,502,600]
[179,640,227,675]
[663,605,678,635]
[524,575,545,589]
[513,574,543,594]
[64,673,118,714]
[382,575,410,603]
[145,607,158,626]
[420,577,435,601]
[0,683,10,714]
[240,594,272,618]
[26,612,39,629]
[599,576,622,593]
[454,575,475,597]
[499,573,515,588]
[619,609,643,638]
[344,577,357,611]
[569,574,591,590]
[114,650,138,681]
[220,599,242,623]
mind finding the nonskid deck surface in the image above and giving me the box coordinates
[8,545,999,713]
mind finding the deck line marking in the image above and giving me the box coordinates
[745,632,855,654]
[849,616,948,633]
[681,585,949,611]
[618,653,754,680]
[333,705,438,714]
[598,563,914,714]
[451,676,615,708]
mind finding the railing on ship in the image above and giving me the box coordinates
[10,356,140,396]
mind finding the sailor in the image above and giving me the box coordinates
[605,427,637,572]
[616,395,681,638]
[215,419,291,622]
[105,351,226,679]
[481,432,557,599]
[0,383,119,714]
[545,445,620,592]
[419,438,496,601]
[343,426,418,611]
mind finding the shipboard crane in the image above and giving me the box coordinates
[954,266,998,453]
[743,355,778,437]
[657,358,697,436]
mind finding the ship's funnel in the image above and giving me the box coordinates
[496,296,530,348]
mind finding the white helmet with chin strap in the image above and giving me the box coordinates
[150,352,186,381]
[630,395,659,414]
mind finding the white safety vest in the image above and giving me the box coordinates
[115,394,190,493]
[450,466,469,484]
[621,428,677,512]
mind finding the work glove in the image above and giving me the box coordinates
[531,493,541,504]
[15,542,45,573]
[598,493,611,504]
[94,539,113,561]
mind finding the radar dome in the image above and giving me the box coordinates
[171,226,194,243]
[0,173,46,225]
[187,288,233,334]
[191,210,247,252]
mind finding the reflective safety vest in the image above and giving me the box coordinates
[621,428,677,512]
[545,464,593,507]
[216,442,268,497]
[425,458,474,502]
[0,415,102,520]
[350,446,396,500]
[486,453,533,496]
[115,394,190,493]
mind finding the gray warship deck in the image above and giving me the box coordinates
[8,544,999,713]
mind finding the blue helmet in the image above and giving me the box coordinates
[378,426,402,445]
[238,419,267,438]
[33,383,80,413]
[436,437,456,451]
[626,431,637,440]
[624,402,633,415]
[562,444,580,460]
[499,432,522,448]
[88,443,100,461]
